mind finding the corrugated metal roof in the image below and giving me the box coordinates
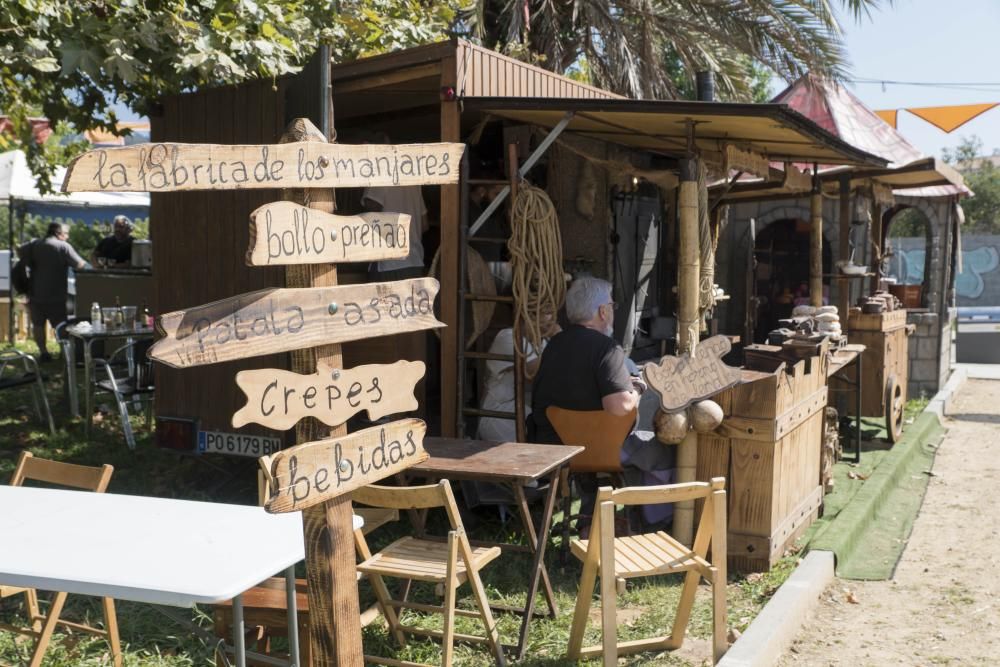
[464,97,887,166]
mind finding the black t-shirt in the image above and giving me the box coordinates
[95,235,132,263]
[528,325,633,444]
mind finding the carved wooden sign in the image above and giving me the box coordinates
[61,141,465,192]
[246,201,409,266]
[643,335,742,413]
[233,360,425,430]
[150,278,444,368]
[264,418,428,514]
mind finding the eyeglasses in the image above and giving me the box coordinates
[602,301,618,312]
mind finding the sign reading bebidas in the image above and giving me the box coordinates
[247,201,410,266]
[61,142,464,192]
[232,360,425,430]
[643,335,742,413]
[264,418,428,514]
[150,278,444,368]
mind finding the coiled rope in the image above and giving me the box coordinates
[508,183,565,376]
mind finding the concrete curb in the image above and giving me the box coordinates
[718,551,834,667]
[927,366,966,420]
[807,411,943,566]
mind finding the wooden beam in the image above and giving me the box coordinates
[280,117,364,667]
[439,52,461,436]
[809,181,823,308]
[838,174,851,317]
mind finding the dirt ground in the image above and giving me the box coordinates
[777,378,1000,667]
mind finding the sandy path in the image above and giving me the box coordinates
[777,378,1000,667]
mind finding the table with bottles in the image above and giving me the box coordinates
[66,302,155,432]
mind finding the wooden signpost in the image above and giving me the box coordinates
[149,278,444,368]
[61,141,464,192]
[65,115,463,667]
[247,201,410,266]
[643,334,742,413]
[232,360,425,430]
[263,419,428,513]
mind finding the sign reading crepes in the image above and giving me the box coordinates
[264,418,428,514]
[232,360,425,430]
[643,335,742,413]
[150,278,444,368]
[61,141,465,192]
[247,201,410,266]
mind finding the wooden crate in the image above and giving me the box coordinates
[697,355,828,572]
[833,309,909,417]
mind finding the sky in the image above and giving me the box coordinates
[826,0,1000,158]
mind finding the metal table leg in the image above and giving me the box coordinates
[285,565,300,667]
[83,338,94,435]
[67,335,79,417]
[233,593,246,667]
[855,352,863,462]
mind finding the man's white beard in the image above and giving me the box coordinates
[603,321,614,337]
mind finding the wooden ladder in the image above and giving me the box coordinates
[456,144,527,441]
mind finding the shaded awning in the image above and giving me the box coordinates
[463,97,887,167]
[718,156,967,203]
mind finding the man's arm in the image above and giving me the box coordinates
[602,388,640,416]
[598,344,641,416]
[65,244,87,270]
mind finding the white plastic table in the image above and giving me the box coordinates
[0,486,362,667]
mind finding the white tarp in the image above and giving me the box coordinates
[0,149,149,208]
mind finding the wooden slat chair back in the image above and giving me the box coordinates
[211,467,401,666]
[567,477,728,666]
[352,480,507,667]
[1,452,120,667]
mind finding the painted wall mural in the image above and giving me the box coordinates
[887,236,1000,304]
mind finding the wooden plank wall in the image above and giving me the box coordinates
[150,79,290,435]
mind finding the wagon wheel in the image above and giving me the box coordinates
[885,374,904,443]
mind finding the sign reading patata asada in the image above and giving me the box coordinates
[61,141,465,192]
[150,278,443,369]
[247,201,410,266]
[232,360,425,430]
[264,418,428,514]
[643,335,742,413]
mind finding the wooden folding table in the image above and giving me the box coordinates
[405,438,582,660]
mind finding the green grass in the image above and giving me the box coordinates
[0,341,790,666]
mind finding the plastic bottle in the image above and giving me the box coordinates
[90,302,102,330]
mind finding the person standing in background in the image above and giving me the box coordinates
[18,222,87,362]
[361,184,428,280]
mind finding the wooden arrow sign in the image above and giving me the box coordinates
[232,360,425,430]
[150,277,444,368]
[264,418,428,514]
[246,201,410,266]
[61,141,464,192]
[643,335,742,413]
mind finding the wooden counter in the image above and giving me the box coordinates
[698,354,828,572]
[75,269,153,311]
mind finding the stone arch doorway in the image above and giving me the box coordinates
[752,218,833,340]
[883,205,933,309]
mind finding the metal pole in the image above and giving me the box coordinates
[285,565,301,667]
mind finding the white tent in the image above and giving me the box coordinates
[0,149,149,210]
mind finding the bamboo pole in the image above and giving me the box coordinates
[838,174,851,316]
[870,199,883,297]
[673,155,700,547]
[809,177,824,308]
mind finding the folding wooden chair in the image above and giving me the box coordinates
[352,480,506,667]
[1,451,120,667]
[211,469,400,666]
[545,406,637,544]
[567,477,728,666]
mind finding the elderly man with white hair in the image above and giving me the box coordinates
[528,276,673,533]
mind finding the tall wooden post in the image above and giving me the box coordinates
[440,53,461,436]
[870,199,883,297]
[674,154,700,546]
[809,171,824,308]
[838,174,851,316]
[281,119,363,667]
